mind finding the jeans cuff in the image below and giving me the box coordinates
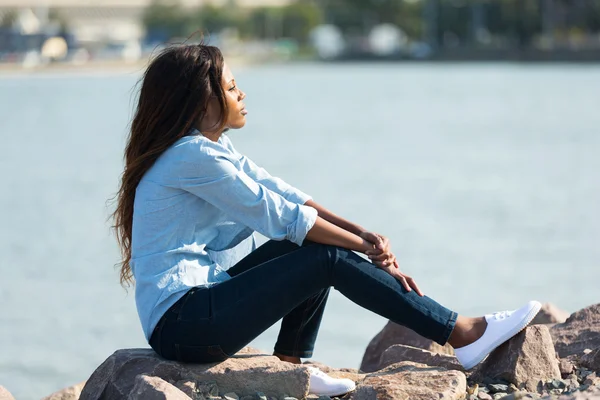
[274,346,313,358]
[439,311,458,346]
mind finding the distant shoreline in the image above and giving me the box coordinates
[0,55,261,76]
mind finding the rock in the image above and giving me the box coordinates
[500,393,541,399]
[378,344,464,372]
[565,375,580,391]
[493,394,507,400]
[478,392,493,400]
[42,381,87,400]
[197,381,219,397]
[79,348,310,400]
[256,392,267,400]
[127,375,191,400]
[0,386,15,400]
[583,372,600,386]
[360,321,454,372]
[348,361,466,400]
[560,359,576,377]
[580,348,600,374]
[540,393,600,399]
[173,381,197,398]
[551,304,600,358]
[471,326,561,391]
[468,384,479,396]
[532,304,570,326]
[489,384,510,393]
[223,393,239,400]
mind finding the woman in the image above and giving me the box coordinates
[113,44,541,397]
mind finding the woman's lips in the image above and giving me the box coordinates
[241,108,248,115]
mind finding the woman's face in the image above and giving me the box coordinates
[198,62,247,136]
[221,63,247,130]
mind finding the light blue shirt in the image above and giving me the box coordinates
[131,130,317,341]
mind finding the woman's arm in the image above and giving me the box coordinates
[305,216,372,253]
[305,199,397,268]
[304,199,364,235]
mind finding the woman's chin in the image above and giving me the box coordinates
[231,118,247,129]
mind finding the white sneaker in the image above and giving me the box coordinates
[307,366,356,397]
[455,300,542,370]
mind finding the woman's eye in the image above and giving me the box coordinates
[229,85,236,91]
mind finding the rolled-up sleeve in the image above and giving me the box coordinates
[177,152,317,246]
[238,154,312,205]
[221,135,312,205]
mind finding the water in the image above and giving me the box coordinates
[1,63,599,399]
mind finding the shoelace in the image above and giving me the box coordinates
[491,310,512,320]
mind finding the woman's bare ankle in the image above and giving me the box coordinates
[274,352,302,364]
[448,316,488,349]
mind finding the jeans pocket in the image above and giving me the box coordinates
[175,344,229,364]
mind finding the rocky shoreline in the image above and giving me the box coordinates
[3,303,599,400]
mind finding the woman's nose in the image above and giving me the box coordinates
[239,90,246,100]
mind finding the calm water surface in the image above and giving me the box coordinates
[0,63,599,399]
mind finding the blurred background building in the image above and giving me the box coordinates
[1,0,600,67]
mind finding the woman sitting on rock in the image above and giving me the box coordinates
[112,43,541,397]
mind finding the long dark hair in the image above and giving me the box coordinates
[112,44,228,287]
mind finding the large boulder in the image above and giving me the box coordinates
[42,381,86,400]
[79,348,310,400]
[348,361,466,400]
[378,344,464,372]
[0,386,15,400]
[551,304,600,358]
[360,321,453,372]
[532,303,570,325]
[471,325,561,391]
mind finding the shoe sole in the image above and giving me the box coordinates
[311,383,357,397]
[462,301,542,370]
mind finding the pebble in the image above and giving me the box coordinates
[492,394,506,400]
[468,395,478,400]
[549,379,567,390]
[478,392,493,400]
[468,384,479,396]
[317,397,332,400]
[282,398,298,400]
[577,369,593,380]
[223,393,239,400]
[559,359,574,376]
[568,381,581,392]
[255,392,267,400]
[508,384,518,393]
[197,382,220,397]
[499,393,540,400]
[489,384,510,393]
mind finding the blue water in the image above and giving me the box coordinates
[1,62,599,399]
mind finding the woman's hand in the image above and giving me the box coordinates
[380,260,425,296]
[360,231,397,268]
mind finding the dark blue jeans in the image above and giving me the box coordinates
[149,240,457,363]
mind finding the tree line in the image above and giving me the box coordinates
[144,0,600,48]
